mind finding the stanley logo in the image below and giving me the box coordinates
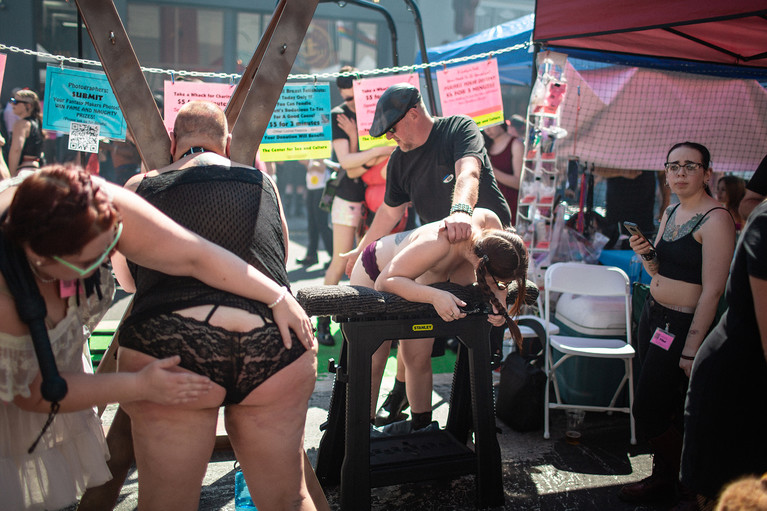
[412,324,433,332]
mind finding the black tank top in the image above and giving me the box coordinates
[19,117,43,164]
[123,164,288,326]
[656,204,727,285]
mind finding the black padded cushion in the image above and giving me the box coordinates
[296,280,539,319]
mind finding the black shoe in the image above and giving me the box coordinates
[375,389,409,426]
[316,317,335,346]
[297,254,318,267]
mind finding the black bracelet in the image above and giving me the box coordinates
[449,203,473,216]
[680,353,695,361]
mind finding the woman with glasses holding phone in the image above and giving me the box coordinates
[7,89,44,177]
[619,142,735,509]
[0,164,314,510]
[348,207,528,430]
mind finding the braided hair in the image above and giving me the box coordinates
[473,227,529,348]
[3,164,120,256]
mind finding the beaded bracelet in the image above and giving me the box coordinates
[268,286,288,309]
[449,203,473,216]
[680,353,695,361]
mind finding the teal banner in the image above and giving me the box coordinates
[43,66,127,140]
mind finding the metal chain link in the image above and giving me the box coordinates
[1,40,530,82]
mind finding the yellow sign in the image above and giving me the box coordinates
[412,324,434,332]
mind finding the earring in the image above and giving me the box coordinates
[34,260,43,266]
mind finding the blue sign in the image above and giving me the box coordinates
[43,65,127,140]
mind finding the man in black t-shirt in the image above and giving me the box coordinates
[345,83,510,273]
[739,153,767,220]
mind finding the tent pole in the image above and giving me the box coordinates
[402,0,439,116]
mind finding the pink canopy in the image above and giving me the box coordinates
[534,1,767,68]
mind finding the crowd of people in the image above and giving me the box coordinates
[0,74,765,511]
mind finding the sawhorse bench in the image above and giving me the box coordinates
[296,281,538,510]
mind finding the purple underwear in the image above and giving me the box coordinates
[361,241,381,281]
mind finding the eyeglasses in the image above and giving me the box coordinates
[53,222,123,276]
[9,98,30,105]
[489,272,510,291]
[342,96,354,103]
[664,162,704,174]
[387,124,397,135]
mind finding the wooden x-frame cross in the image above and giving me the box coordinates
[73,0,319,170]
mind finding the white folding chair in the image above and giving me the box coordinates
[543,262,636,445]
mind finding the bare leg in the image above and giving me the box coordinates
[398,338,434,414]
[226,350,318,511]
[370,340,393,417]
[324,223,357,285]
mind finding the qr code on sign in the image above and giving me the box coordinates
[68,122,101,154]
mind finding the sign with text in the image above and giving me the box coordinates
[163,80,235,130]
[352,73,419,151]
[258,82,332,162]
[0,54,6,95]
[43,66,127,140]
[437,59,504,128]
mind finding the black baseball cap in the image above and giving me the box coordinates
[369,83,421,138]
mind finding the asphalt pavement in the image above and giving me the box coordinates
[99,212,665,511]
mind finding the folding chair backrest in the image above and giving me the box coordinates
[545,262,629,297]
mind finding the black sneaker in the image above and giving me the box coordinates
[316,317,335,346]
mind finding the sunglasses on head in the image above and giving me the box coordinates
[53,222,123,276]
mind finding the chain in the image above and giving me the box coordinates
[1,40,530,82]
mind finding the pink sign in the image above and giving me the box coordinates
[0,54,6,96]
[163,80,235,130]
[352,73,419,150]
[436,59,504,128]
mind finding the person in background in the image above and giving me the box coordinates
[349,208,528,429]
[1,88,21,163]
[620,142,735,509]
[298,159,333,267]
[482,119,523,225]
[739,153,767,220]
[7,90,44,177]
[116,101,320,510]
[0,134,9,179]
[716,175,745,233]
[679,196,767,510]
[317,66,393,346]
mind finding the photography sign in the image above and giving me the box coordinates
[43,65,127,140]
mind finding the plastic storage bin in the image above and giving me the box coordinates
[551,292,629,406]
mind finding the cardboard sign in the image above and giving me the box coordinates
[0,54,6,96]
[437,59,504,128]
[258,82,332,162]
[43,66,127,140]
[352,73,419,151]
[163,80,235,130]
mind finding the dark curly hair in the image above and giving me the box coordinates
[3,164,120,256]
[473,227,529,347]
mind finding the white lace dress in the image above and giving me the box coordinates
[0,267,115,511]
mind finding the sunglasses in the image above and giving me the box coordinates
[10,98,31,105]
[53,222,123,276]
[489,272,510,291]
[342,96,354,103]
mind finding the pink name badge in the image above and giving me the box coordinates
[59,279,77,298]
[650,327,675,351]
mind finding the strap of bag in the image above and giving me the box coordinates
[0,213,68,452]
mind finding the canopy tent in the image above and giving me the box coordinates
[533,2,767,71]
[417,13,534,86]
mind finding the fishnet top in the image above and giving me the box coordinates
[124,165,287,325]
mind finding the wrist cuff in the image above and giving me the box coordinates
[449,203,473,216]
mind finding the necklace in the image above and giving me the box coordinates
[28,259,58,283]
[181,146,208,158]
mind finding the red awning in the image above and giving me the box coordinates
[533,1,767,68]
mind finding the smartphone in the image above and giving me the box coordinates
[623,221,656,261]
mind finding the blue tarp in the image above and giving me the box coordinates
[416,14,534,86]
